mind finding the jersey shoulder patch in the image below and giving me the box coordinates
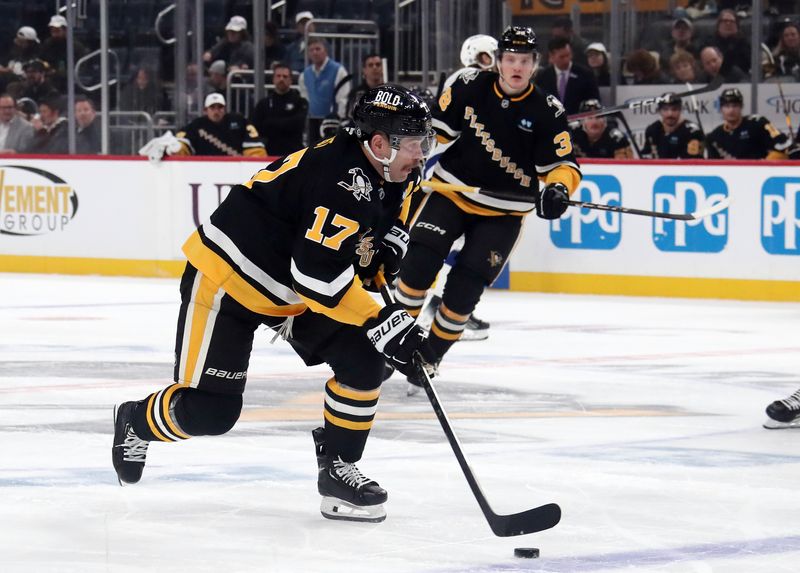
[609,128,625,141]
[545,94,565,118]
[458,67,481,84]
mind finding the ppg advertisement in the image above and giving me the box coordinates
[0,157,797,301]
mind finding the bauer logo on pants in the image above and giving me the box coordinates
[0,165,79,236]
[550,175,621,250]
[652,176,728,253]
[761,177,800,255]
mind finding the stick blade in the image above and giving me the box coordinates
[489,503,561,537]
[690,196,731,220]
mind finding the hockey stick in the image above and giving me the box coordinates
[422,179,730,221]
[612,111,643,158]
[776,80,797,146]
[566,76,723,122]
[376,277,561,537]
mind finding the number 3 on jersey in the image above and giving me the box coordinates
[305,206,359,250]
[553,130,573,157]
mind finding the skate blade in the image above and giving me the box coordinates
[406,383,421,397]
[320,497,386,523]
[460,330,489,341]
[763,418,800,430]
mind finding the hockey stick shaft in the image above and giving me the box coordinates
[776,81,797,146]
[376,277,561,536]
[422,179,727,220]
[566,76,723,122]
[613,111,643,158]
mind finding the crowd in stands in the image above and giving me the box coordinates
[0,2,798,160]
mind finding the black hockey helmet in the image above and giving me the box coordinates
[579,99,602,112]
[719,88,743,106]
[353,84,433,142]
[658,92,682,109]
[497,26,537,54]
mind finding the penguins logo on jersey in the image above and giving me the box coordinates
[337,167,373,201]
[460,68,480,84]
[487,250,504,267]
[546,95,565,118]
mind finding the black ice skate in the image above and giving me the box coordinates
[312,427,387,522]
[112,401,149,485]
[463,313,490,341]
[764,389,800,429]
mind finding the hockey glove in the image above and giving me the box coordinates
[536,182,570,220]
[357,223,409,287]
[364,303,436,378]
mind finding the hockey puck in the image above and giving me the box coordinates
[514,547,539,559]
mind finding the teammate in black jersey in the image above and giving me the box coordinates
[395,26,581,386]
[570,99,633,158]
[172,93,267,157]
[641,93,704,159]
[706,88,792,159]
[112,85,437,523]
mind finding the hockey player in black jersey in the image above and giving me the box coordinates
[112,85,437,523]
[395,26,581,385]
[641,93,704,159]
[569,99,633,159]
[172,93,267,157]
[706,88,792,160]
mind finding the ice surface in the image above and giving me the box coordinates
[1,273,799,572]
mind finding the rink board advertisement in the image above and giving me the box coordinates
[0,156,798,301]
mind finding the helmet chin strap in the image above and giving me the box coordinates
[363,140,401,182]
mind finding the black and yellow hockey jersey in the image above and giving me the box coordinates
[175,113,267,157]
[571,125,633,159]
[431,69,581,216]
[182,132,417,326]
[641,119,704,159]
[706,115,792,160]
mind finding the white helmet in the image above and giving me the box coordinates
[460,34,498,69]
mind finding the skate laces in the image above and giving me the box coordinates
[332,457,372,488]
[121,427,149,462]
[780,390,800,411]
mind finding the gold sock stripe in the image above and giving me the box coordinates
[325,378,381,401]
[162,384,191,440]
[145,392,173,442]
[323,409,374,431]
[431,321,463,341]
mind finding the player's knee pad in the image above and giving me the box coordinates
[332,350,386,391]
[400,243,444,290]
[173,388,243,436]
[441,264,488,315]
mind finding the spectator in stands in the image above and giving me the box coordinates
[24,95,68,154]
[206,60,228,95]
[203,16,255,70]
[536,37,599,115]
[75,96,101,154]
[0,93,34,153]
[7,59,59,104]
[706,9,752,74]
[15,97,37,121]
[659,18,699,67]
[263,21,286,70]
[120,67,164,116]
[668,51,700,84]
[251,63,307,156]
[641,93,704,159]
[585,43,610,87]
[2,27,41,78]
[699,46,747,83]
[285,11,315,73]
[707,88,793,159]
[298,38,350,145]
[569,99,633,159]
[624,49,669,84]
[772,21,800,79]
[345,53,384,119]
[550,17,589,66]
[40,15,87,91]
[172,93,266,157]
